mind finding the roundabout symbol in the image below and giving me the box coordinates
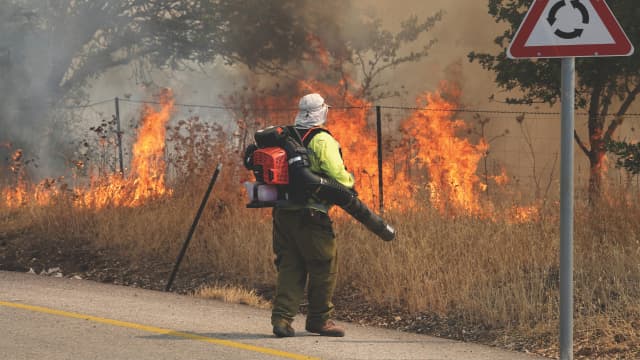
[547,0,589,39]
[507,0,634,59]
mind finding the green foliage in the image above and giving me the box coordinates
[469,0,639,108]
[607,139,640,175]
[2,0,443,102]
[469,0,640,197]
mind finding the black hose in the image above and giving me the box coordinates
[289,159,396,242]
[250,126,396,241]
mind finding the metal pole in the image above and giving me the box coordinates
[165,163,223,292]
[114,97,124,175]
[376,106,384,212]
[560,57,575,360]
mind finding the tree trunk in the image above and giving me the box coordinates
[586,82,640,203]
[587,140,606,202]
[586,82,605,203]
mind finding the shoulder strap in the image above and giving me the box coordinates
[301,127,332,147]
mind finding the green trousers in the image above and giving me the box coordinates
[271,207,338,327]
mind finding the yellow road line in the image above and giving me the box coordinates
[0,301,319,360]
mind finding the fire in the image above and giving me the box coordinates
[2,176,64,208]
[75,89,175,208]
[2,180,26,208]
[1,79,540,224]
[492,168,510,186]
[129,89,173,202]
[398,83,487,215]
[305,34,331,69]
[302,80,488,214]
[510,205,540,223]
[294,79,539,221]
[1,90,175,210]
[2,149,26,208]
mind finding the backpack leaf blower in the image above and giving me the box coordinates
[243,125,396,242]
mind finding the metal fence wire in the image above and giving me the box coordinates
[62,97,640,204]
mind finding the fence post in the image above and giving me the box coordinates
[114,97,125,175]
[376,106,384,212]
[165,163,223,292]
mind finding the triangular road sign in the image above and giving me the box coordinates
[508,0,634,58]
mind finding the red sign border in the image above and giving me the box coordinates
[508,0,634,58]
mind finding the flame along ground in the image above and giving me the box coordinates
[1,85,538,222]
[310,80,538,221]
[2,90,175,209]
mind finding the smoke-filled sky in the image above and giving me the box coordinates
[357,0,504,106]
[1,0,637,181]
[86,0,510,146]
[91,0,507,110]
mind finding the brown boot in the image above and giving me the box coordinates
[305,320,345,337]
[272,320,295,338]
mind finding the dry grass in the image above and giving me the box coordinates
[2,173,640,358]
[194,283,272,309]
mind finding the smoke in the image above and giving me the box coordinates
[0,2,51,175]
[229,0,505,106]
[0,0,124,178]
[353,0,504,107]
[0,0,521,181]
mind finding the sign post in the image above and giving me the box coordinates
[507,1,633,359]
[559,57,575,360]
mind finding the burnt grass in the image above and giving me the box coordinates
[2,230,617,360]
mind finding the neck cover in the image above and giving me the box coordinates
[294,93,329,129]
[295,105,328,129]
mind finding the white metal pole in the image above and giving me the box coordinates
[559,57,575,360]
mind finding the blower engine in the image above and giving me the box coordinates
[243,125,396,242]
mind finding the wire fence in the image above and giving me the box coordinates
[57,96,640,203]
[65,97,640,118]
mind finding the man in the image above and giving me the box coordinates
[271,93,354,338]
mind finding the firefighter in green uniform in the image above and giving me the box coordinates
[271,93,354,338]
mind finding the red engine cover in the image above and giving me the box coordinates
[253,147,289,184]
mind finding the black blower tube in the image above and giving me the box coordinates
[279,135,395,241]
[290,166,395,241]
[251,127,396,241]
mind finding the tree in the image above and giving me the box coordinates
[1,0,443,177]
[0,0,357,170]
[468,0,639,201]
[346,11,443,101]
[8,0,354,102]
[607,139,640,175]
[1,0,439,118]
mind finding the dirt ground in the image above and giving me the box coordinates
[0,230,563,359]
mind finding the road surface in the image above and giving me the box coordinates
[0,271,548,360]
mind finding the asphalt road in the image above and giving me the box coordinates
[0,271,548,360]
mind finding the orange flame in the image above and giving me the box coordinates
[129,90,173,203]
[492,168,510,186]
[286,80,538,221]
[304,34,331,70]
[2,181,26,208]
[296,80,488,214]
[509,205,540,223]
[398,84,488,215]
[76,89,175,208]
[2,90,175,210]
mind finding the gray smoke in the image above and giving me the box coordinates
[0,0,121,177]
[0,2,52,174]
[0,0,514,180]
